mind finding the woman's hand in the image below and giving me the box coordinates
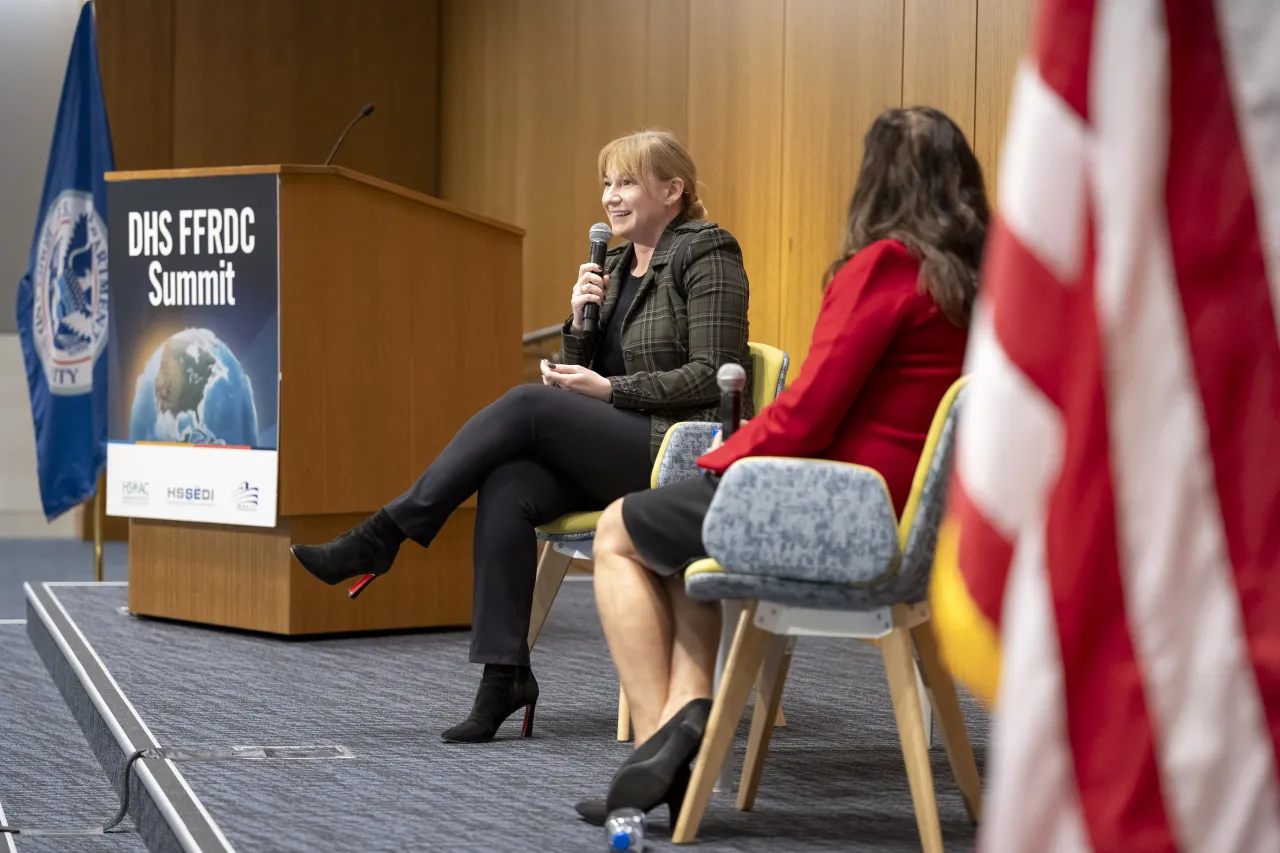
[707,420,749,452]
[570,263,609,332]
[541,361,613,402]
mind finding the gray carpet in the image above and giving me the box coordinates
[0,541,128,619]
[0,623,144,852]
[50,582,986,852]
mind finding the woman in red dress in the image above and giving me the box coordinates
[578,106,991,823]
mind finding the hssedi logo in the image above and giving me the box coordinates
[167,485,214,504]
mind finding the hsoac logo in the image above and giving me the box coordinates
[121,481,149,506]
[31,191,109,395]
[233,481,259,512]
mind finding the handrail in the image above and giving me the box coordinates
[522,324,563,345]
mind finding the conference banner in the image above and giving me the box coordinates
[105,173,280,527]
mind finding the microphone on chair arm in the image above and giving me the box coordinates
[716,363,747,441]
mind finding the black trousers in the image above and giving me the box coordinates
[384,384,653,666]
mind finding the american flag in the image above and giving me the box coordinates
[929,1,1280,850]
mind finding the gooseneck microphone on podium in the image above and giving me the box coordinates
[324,103,376,166]
[583,222,612,335]
[717,363,747,441]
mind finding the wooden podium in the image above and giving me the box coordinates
[105,165,523,635]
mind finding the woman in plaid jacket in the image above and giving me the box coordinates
[291,129,753,744]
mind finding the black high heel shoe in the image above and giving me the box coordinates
[289,510,403,598]
[574,764,692,827]
[441,665,540,743]
[606,698,712,813]
[574,698,713,825]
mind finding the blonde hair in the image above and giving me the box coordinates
[597,129,707,220]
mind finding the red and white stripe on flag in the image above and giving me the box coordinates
[929,1,1280,851]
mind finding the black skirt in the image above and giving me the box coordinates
[621,474,721,577]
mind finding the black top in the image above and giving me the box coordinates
[595,267,642,378]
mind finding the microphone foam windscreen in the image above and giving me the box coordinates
[716,362,747,392]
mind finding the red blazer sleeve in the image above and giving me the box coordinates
[698,241,917,473]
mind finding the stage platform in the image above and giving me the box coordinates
[0,620,143,853]
[21,580,983,852]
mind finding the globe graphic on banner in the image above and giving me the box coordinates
[128,328,259,447]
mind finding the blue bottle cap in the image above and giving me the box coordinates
[610,829,632,851]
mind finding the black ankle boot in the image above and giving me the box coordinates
[441,665,540,743]
[290,510,404,586]
[574,764,692,827]
[605,698,712,813]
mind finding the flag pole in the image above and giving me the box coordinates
[90,0,101,587]
[93,492,103,582]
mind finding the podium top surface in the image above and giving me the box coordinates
[104,164,524,237]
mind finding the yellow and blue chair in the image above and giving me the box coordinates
[525,341,790,653]
[670,378,980,851]
[525,343,790,741]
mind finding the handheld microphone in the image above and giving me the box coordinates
[717,363,747,441]
[324,103,376,166]
[583,222,612,335]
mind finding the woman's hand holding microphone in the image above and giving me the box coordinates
[570,262,609,333]
[706,420,749,452]
[546,263,613,402]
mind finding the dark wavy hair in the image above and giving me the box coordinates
[825,106,990,327]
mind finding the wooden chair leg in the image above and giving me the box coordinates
[916,660,934,748]
[617,684,631,742]
[738,635,795,811]
[713,599,743,793]
[527,542,574,651]
[774,704,787,728]
[673,601,772,844]
[882,626,944,853]
[912,621,983,823]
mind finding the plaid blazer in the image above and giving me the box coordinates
[557,217,754,460]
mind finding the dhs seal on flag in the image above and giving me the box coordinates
[31,190,110,395]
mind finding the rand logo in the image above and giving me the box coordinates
[233,481,259,512]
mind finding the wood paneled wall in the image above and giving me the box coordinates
[95,0,174,172]
[976,0,1034,200]
[98,0,1030,373]
[777,0,905,364]
[441,0,1031,369]
[687,0,785,358]
[87,0,1030,542]
[95,0,441,195]
[904,0,979,142]
[439,0,693,334]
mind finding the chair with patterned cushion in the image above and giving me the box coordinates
[525,343,788,744]
[525,342,790,652]
[670,378,980,852]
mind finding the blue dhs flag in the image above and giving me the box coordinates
[15,2,114,520]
